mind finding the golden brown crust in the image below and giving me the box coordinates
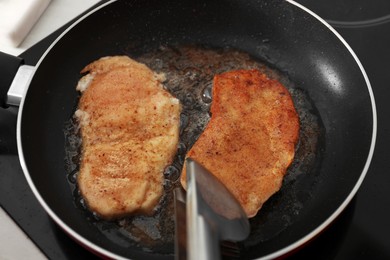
[76,56,181,220]
[181,69,299,218]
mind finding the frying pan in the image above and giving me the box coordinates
[0,0,376,259]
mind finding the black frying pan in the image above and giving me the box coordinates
[0,0,376,259]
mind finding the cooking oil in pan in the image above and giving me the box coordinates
[64,45,324,254]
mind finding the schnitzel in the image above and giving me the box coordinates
[181,69,299,217]
[75,56,181,220]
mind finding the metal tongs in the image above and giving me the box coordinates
[174,158,250,260]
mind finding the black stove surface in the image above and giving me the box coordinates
[1,1,389,259]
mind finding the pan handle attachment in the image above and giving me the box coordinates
[7,65,36,107]
[0,51,35,108]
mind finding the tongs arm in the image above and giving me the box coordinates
[187,167,220,260]
[174,158,250,260]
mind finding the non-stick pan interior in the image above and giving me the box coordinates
[19,0,374,259]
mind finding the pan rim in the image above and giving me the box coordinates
[16,0,377,259]
[260,0,377,259]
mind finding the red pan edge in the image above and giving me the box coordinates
[16,0,377,259]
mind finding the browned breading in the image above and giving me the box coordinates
[76,56,181,220]
[181,69,299,217]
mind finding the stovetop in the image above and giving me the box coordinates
[1,1,389,259]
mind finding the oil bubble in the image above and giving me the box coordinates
[164,165,180,181]
[67,170,78,184]
[201,83,213,103]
